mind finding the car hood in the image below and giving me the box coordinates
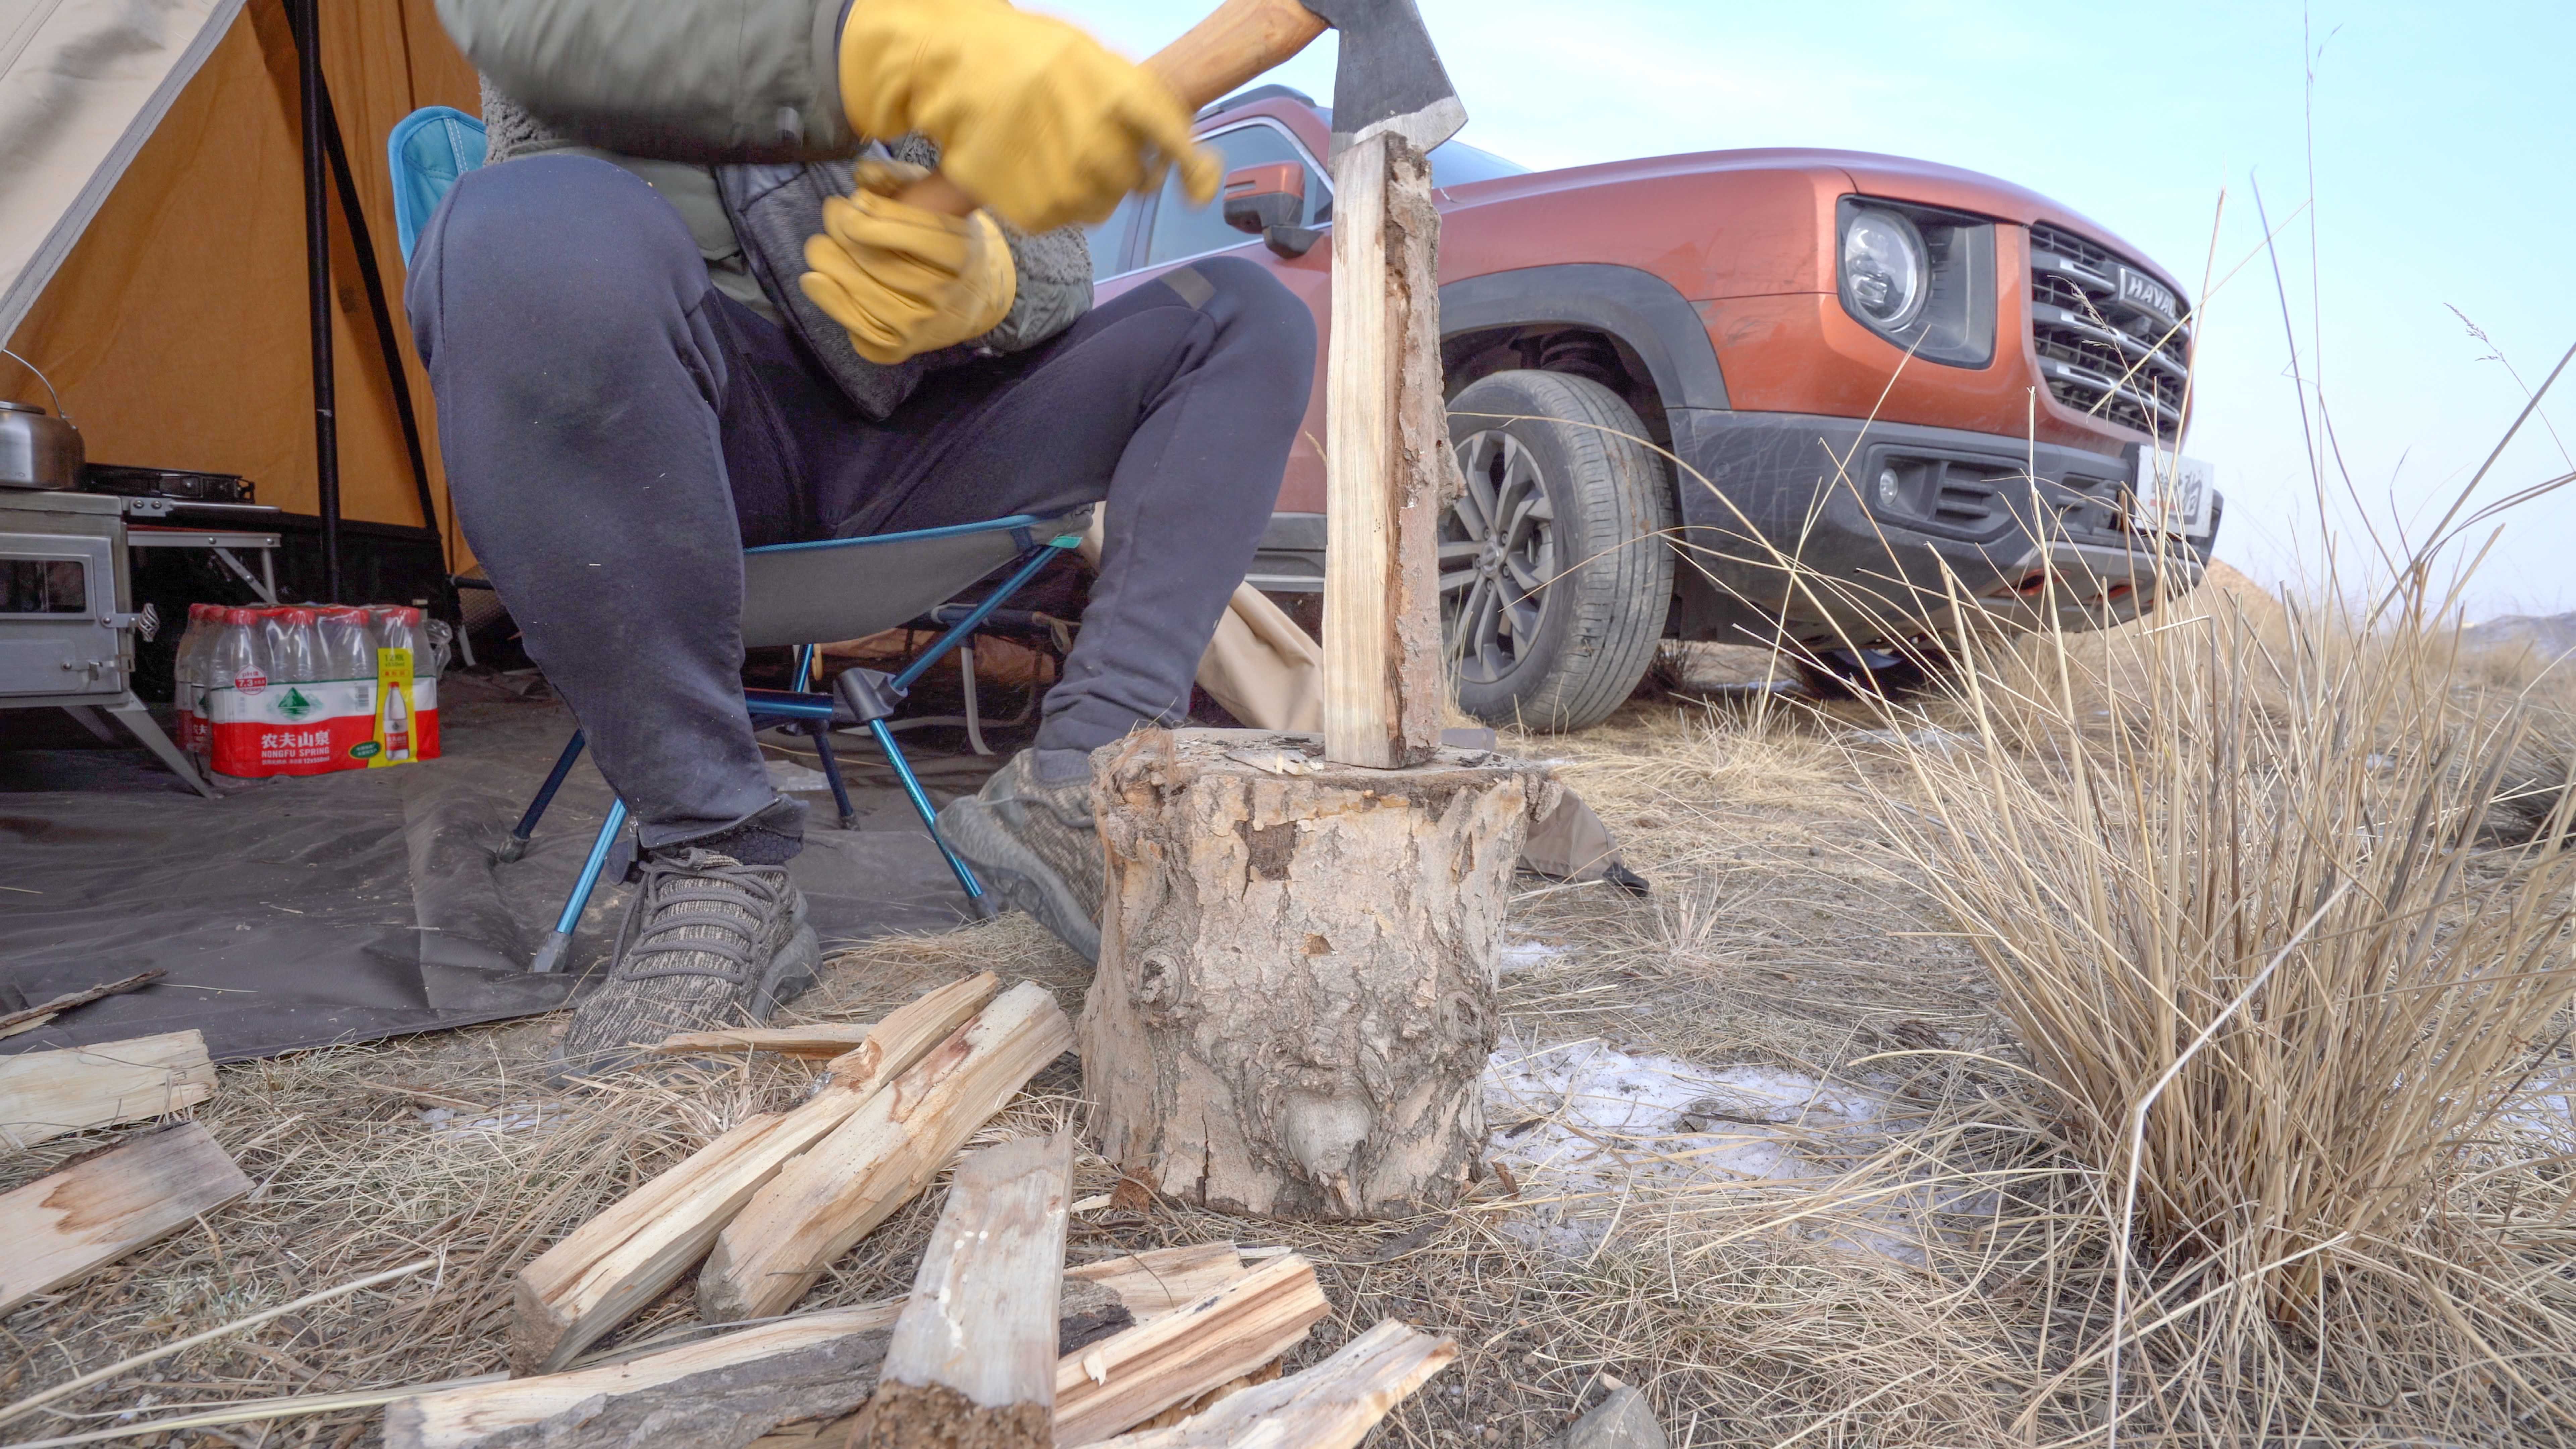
[1433,147,2189,299]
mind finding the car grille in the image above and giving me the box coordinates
[2027,222,2191,439]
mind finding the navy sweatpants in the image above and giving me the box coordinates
[406,155,1314,858]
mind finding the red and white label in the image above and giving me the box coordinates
[202,674,440,777]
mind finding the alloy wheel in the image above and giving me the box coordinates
[1440,428,1558,684]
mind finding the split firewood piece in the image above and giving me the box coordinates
[387,1300,905,1449]
[1050,1251,1330,1447]
[812,973,1007,1093]
[738,1285,1127,1449]
[852,1131,1075,1449]
[1072,1318,1456,1449]
[510,972,1000,1373]
[1064,1243,1248,1322]
[0,969,163,1040]
[651,1023,878,1060]
[0,1121,251,1313]
[1124,1362,1282,1435]
[0,1027,215,1150]
[699,980,1074,1323]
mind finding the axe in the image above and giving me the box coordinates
[892,0,1464,216]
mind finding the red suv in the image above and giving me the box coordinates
[1091,87,2219,728]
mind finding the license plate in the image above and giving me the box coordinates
[2116,266,2178,325]
[2131,449,2215,538]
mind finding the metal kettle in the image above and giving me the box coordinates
[0,348,83,490]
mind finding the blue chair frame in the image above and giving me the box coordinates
[519,515,1084,974]
[387,106,488,261]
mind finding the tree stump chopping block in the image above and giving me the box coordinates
[1081,729,1555,1219]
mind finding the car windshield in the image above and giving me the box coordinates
[1428,140,1528,187]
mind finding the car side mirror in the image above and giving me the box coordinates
[1221,163,1322,259]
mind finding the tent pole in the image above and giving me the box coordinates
[305,48,444,568]
[292,0,342,602]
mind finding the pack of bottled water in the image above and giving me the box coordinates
[171,603,448,778]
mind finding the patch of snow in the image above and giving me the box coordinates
[1482,1039,1958,1264]
[1496,937,1571,977]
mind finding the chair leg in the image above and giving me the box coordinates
[869,717,992,915]
[957,640,994,756]
[533,797,627,974]
[500,729,586,863]
[808,719,859,830]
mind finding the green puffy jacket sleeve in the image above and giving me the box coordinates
[435,0,856,163]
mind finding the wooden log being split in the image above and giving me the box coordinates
[852,1132,1074,1449]
[511,973,999,1373]
[0,1028,215,1149]
[0,1121,250,1313]
[1320,129,1449,771]
[700,981,1076,1323]
[1051,1251,1330,1447]
[651,1023,878,1060]
[389,1301,906,1449]
[1074,1318,1456,1449]
[1085,730,1549,1218]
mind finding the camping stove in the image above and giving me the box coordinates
[0,487,211,794]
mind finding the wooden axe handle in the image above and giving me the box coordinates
[894,0,1329,218]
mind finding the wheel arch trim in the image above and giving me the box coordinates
[1439,263,1730,412]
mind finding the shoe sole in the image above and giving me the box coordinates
[939,796,1102,962]
[753,922,821,1018]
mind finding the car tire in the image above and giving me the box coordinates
[1441,370,1675,732]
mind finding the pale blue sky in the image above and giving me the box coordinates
[1041,0,2576,619]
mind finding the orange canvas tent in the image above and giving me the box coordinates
[2,0,476,568]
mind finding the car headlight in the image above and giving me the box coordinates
[1841,207,1927,330]
[1834,198,1998,368]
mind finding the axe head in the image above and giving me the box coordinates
[1300,0,1465,159]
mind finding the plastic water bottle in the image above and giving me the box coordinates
[382,685,412,762]
[204,607,269,776]
[315,606,376,680]
[211,607,270,694]
[259,607,323,684]
[171,603,215,756]
[369,604,421,658]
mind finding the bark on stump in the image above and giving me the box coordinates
[1082,729,1552,1218]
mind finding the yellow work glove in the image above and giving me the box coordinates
[837,0,1219,234]
[800,161,1018,366]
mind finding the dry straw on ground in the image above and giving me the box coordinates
[8,589,2575,1446]
[13,443,2576,1444]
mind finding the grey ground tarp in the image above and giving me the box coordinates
[0,690,978,1061]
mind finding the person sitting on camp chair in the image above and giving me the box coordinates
[407,0,1315,1078]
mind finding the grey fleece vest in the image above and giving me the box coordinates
[480,85,1091,420]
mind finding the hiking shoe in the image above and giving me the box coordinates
[936,749,1104,961]
[549,849,819,1082]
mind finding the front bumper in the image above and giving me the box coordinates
[1663,408,2217,648]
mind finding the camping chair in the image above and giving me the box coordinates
[386,106,488,259]
[386,106,1086,975]
[512,516,1084,973]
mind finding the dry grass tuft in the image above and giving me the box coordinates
[1871,559,2576,1443]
